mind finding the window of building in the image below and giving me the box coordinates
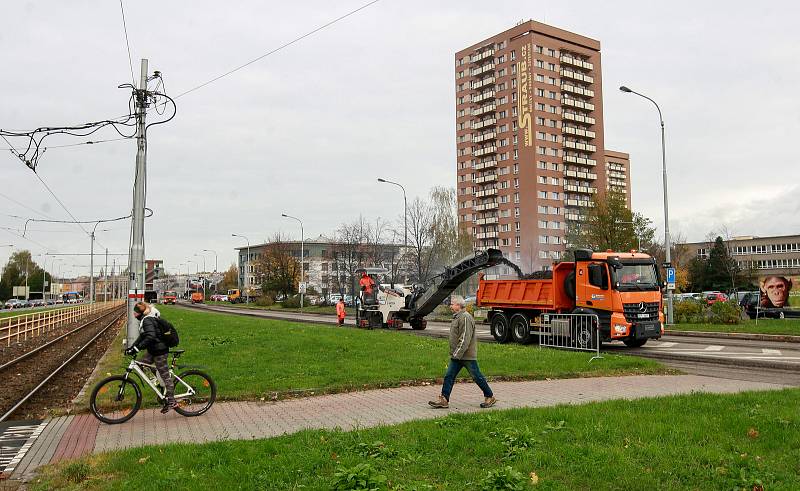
[501,238,510,246]
[550,177,560,185]
[511,78,517,88]
[538,205,547,214]
[549,236,561,244]
[548,62,556,71]
[497,68,506,76]
[549,76,557,85]
[514,192,520,203]
[497,54,505,63]
[548,91,557,99]
[538,190,547,198]
[549,221,560,229]
[538,220,547,228]
[547,48,556,57]
[537,88,545,97]
[499,110,507,118]
[537,161,547,170]
[513,178,519,188]
[550,134,558,142]
[510,50,516,60]
[536,74,544,82]
[511,64,516,75]
[539,235,547,244]
[515,236,521,247]
[550,192,559,200]
[513,163,519,174]
[537,175,546,184]
[536,59,544,68]
[549,206,559,214]
[535,45,543,54]
[514,207,520,217]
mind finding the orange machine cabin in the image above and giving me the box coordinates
[477,261,575,312]
[190,291,204,304]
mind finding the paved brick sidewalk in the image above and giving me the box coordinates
[91,374,786,452]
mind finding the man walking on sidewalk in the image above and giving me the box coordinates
[429,295,496,409]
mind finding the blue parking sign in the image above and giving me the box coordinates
[666,268,676,290]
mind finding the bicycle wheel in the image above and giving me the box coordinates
[173,370,216,417]
[90,375,142,424]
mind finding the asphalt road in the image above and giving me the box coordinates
[179,302,800,387]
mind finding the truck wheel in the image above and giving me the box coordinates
[623,337,647,348]
[410,319,427,330]
[490,312,511,343]
[510,313,533,344]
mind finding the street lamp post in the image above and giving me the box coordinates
[202,249,218,272]
[620,85,673,324]
[232,234,250,303]
[377,178,407,247]
[281,214,304,310]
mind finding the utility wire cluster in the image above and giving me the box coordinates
[0,74,175,173]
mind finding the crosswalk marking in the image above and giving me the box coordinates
[652,342,676,348]
[704,345,725,351]
[762,348,781,355]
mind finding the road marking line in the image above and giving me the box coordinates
[762,349,782,355]
[704,345,725,351]
[652,342,677,348]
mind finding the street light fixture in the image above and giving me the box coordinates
[281,214,304,310]
[232,233,250,303]
[377,178,407,247]
[619,85,673,325]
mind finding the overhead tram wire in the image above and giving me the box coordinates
[173,0,383,100]
[118,0,136,86]
[32,172,91,236]
[2,137,132,152]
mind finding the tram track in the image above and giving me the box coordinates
[0,308,125,422]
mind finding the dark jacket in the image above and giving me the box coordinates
[133,311,169,356]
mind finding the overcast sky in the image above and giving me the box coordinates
[2,0,799,277]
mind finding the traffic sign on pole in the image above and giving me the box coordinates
[666,267,676,291]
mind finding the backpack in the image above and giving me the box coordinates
[156,317,180,347]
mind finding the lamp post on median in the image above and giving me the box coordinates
[377,178,407,247]
[202,249,218,272]
[232,234,250,303]
[619,85,673,325]
[281,214,304,310]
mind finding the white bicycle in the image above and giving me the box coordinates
[90,349,216,424]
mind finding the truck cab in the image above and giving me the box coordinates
[162,291,177,305]
[572,249,664,347]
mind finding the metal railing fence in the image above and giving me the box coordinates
[0,300,125,346]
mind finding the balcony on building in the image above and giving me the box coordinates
[473,145,497,157]
[470,63,495,77]
[561,98,595,111]
[471,76,496,89]
[474,158,498,170]
[565,198,593,207]
[473,117,497,130]
[562,126,596,138]
[474,173,498,184]
[563,112,596,125]
[560,83,595,98]
[473,131,497,144]
[563,140,597,153]
[475,216,499,225]
[476,230,500,239]
[474,201,498,211]
[471,47,495,64]
[559,68,594,84]
[564,184,597,194]
[565,169,597,180]
[565,212,584,221]
[475,187,498,198]
[563,154,597,166]
[559,54,594,71]
[472,90,496,104]
[472,103,497,116]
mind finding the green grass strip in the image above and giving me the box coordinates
[84,305,668,406]
[671,318,800,336]
[35,388,800,490]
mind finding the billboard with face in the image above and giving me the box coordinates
[744,275,800,318]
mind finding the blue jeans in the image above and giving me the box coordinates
[441,359,493,401]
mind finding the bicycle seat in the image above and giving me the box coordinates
[169,349,185,354]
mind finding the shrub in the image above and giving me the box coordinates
[255,295,274,307]
[708,300,741,324]
[281,295,301,308]
[478,466,527,491]
[331,462,387,490]
[432,305,451,318]
[674,299,705,324]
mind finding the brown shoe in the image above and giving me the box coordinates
[480,396,496,408]
[428,395,449,409]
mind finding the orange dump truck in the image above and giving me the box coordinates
[478,249,664,347]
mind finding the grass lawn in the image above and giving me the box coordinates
[204,300,337,315]
[81,305,669,406]
[670,318,800,336]
[35,388,800,490]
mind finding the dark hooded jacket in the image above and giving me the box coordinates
[132,306,169,356]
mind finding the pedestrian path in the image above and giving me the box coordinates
[5,373,787,485]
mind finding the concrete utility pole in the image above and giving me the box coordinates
[127,59,149,347]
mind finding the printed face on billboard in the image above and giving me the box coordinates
[760,275,792,308]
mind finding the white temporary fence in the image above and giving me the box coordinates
[0,300,125,347]
[538,312,602,361]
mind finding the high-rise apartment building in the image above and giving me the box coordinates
[455,20,628,272]
[604,150,631,208]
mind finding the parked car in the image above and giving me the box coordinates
[704,292,728,306]
[4,299,26,309]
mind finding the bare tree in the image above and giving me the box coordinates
[406,196,437,283]
[331,217,371,296]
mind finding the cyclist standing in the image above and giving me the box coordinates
[125,301,177,413]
